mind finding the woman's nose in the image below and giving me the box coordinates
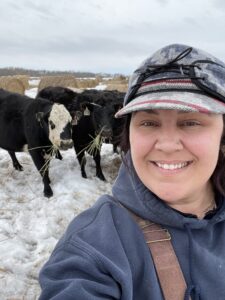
[154,129,183,152]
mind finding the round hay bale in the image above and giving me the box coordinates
[15,75,29,90]
[0,77,6,90]
[6,78,25,94]
[76,78,100,89]
[0,76,25,94]
[38,75,78,91]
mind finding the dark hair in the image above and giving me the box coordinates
[211,115,225,195]
[119,114,225,196]
[119,114,131,153]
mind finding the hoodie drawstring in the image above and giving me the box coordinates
[184,224,201,300]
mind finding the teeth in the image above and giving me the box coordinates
[155,162,188,170]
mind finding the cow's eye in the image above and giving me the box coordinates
[49,120,55,130]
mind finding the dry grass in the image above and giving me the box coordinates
[38,75,128,92]
[38,75,78,91]
[105,83,128,92]
[103,75,128,92]
[76,78,101,89]
[77,132,103,158]
[105,75,128,84]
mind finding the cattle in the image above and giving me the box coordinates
[72,94,115,181]
[72,90,125,179]
[37,86,85,160]
[0,89,73,198]
[37,86,83,126]
[81,90,125,153]
[37,87,124,180]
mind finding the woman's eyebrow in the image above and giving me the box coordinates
[143,110,158,115]
[140,110,212,117]
[178,111,213,117]
[144,110,192,115]
[178,111,191,114]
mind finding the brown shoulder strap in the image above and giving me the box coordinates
[130,212,189,300]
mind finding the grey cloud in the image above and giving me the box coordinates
[213,0,225,9]
[0,33,148,57]
[157,0,170,5]
[7,1,21,10]
[0,0,225,74]
[20,1,56,20]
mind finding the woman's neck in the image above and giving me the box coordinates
[168,184,216,219]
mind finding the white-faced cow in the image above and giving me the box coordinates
[37,87,124,181]
[37,86,83,126]
[0,89,73,197]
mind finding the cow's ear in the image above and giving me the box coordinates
[71,111,82,125]
[36,112,44,122]
[83,107,91,116]
[80,102,91,116]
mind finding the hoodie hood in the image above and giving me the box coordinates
[112,152,225,229]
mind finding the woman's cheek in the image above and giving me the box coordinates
[130,133,154,157]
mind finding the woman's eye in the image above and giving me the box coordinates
[180,120,200,127]
[140,121,159,127]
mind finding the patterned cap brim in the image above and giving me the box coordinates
[115,91,225,117]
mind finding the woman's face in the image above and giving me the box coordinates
[129,109,223,208]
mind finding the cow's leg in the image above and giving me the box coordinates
[74,145,87,178]
[93,149,106,181]
[55,149,63,160]
[8,151,23,171]
[29,150,53,197]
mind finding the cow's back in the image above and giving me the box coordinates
[0,89,31,151]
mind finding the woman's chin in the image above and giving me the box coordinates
[151,188,185,206]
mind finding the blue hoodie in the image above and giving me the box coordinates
[39,154,225,300]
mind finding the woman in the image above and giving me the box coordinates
[39,44,225,300]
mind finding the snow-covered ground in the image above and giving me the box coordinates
[0,85,122,299]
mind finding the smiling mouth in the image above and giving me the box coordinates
[153,161,192,170]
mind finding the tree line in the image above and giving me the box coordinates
[0,67,112,78]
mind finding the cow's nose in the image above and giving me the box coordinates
[60,140,74,150]
[101,128,113,138]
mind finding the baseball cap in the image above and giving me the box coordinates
[115,44,225,117]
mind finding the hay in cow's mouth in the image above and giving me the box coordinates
[77,132,103,157]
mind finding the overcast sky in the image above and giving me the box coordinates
[1,0,225,74]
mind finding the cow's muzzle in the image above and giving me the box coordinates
[101,128,113,139]
[59,140,74,150]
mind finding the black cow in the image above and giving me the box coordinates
[72,93,116,181]
[81,90,125,153]
[37,86,83,125]
[0,89,73,197]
